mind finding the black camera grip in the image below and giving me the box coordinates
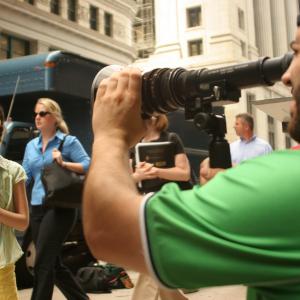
[209,137,232,169]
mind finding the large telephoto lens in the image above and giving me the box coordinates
[91,53,292,118]
[140,52,293,117]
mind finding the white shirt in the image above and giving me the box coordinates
[230,136,273,165]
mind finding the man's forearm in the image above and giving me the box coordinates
[83,136,146,272]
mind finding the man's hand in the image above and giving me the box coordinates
[92,67,146,148]
[84,67,147,272]
[199,158,225,185]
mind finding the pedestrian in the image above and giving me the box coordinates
[200,112,273,184]
[22,98,90,300]
[131,114,191,192]
[230,113,272,165]
[0,154,29,300]
[130,114,190,300]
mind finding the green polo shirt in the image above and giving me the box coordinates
[0,155,26,269]
[142,150,300,300]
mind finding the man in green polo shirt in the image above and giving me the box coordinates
[83,17,300,300]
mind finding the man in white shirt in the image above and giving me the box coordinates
[230,113,273,165]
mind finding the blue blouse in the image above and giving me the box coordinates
[22,130,90,206]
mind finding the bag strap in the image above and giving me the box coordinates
[58,135,68,152]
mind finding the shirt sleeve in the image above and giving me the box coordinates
[64,135,90,172]
[141,151,300,289]
[12,161,27,184]
[266,143,273,153]
[168,132,185,154]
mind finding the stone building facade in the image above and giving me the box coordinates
[0,0,137,65]
[133,0,299,149]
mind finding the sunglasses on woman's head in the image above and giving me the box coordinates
[34,111,50,118]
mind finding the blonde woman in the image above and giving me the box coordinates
[22,98,90,300]
[0,155,29,299]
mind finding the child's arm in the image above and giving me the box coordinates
[0,180,29,231]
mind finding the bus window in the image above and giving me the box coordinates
[6,126,35,162]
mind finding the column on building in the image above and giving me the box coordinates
[285,0,299,47]
[253,0,273,57]
[153,0,181,62]
[60,0,68,19]
[270,0,288,56]
[78,1,90,28]
[245,0,259,60]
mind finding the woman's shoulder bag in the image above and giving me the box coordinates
[41,135,84,209]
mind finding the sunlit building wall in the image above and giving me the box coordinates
[0,0,137,65]
[133,0,299,149]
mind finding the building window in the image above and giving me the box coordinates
[187,6,202,28]
[241,40,246,57]
[268,132,275,149]
[285,135,292,148]
[238,8,245,30]
[0,34,30,60]
[68,0,77,22]
[49,46,60,51]
[50,0,60,15]
[282,121,289,133]
[188,39,203,56]
[90,5,99,31]
[246,92,255,114]
[104,12,113,37]
[268,115,275,149]
[268,115,274,125]
[24,0,35,4]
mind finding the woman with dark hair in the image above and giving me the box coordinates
[131,114,191,300]
[131,114,191,192]
[22,98,90,300]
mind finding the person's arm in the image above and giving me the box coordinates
[199,157,225,185]
[52,137,90,174]
[147,153,190,181]
[53,148,85,173]
[83,67,147,273]
[0,179,29,231]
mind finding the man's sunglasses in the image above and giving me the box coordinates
[34,111,51,118]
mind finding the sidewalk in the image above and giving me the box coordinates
[18,271,247,300]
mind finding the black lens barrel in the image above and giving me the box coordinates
[141,52,293,117]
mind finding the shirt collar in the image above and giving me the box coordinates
[240,135,256,143]
[36,130,65,148]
